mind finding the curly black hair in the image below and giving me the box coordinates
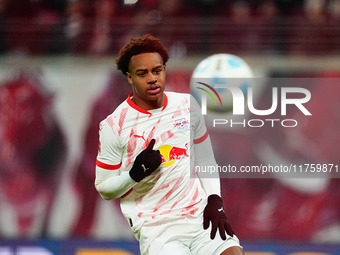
[116,34,169,76]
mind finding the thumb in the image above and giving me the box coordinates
[146,139,156,151]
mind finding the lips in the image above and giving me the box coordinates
[148,86,161,95]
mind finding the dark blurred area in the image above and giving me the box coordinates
[0,0,339,56]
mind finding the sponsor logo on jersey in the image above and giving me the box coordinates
[133,131,146,141]
[158,143,189,166]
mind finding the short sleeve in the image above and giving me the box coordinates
[96,119,123,170]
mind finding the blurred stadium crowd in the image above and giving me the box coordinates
[0,0,340,56]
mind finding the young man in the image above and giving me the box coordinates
[95,34,243,255]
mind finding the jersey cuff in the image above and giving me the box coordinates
[96,160,121,170]
[194,130,209,144]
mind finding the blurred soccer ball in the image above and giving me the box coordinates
[190,53,254,113]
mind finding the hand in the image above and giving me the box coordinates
[129,139,162,182]
[203,194,234,240]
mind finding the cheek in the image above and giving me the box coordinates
[132,80,146,93]
[158,74,166,84]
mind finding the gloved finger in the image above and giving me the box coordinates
[155,150,162,164]
[225,222,234,237]
[203,215,210,230]
[219,222,227,240]
[147,139,156,151]
[210,221,218,239]
[155,149,161,155]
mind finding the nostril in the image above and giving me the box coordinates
[148,79,157,84]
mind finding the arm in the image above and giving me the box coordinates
[94,122,161,200]
[95,166,136,200]
[191,95,234,240]
[194,134,221,196]
[194,133,234,239]
[191,95,221,196]
[94,121,135,200]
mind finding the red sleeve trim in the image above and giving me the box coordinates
[96,160,121,170]
[194,130,209,144]
[121,188,133,198]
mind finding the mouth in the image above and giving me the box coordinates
[148,86,161,95]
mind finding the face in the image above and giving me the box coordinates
[126,52,166,110]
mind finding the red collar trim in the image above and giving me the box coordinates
[126,92,168,114]
[162,93,168,111]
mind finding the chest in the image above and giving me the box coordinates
[119,107,191,167]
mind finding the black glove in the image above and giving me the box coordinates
[129,139,162,182]
[203,194,234,240]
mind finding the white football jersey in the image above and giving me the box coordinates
[96,92,208,238]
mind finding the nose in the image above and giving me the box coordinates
[147,73,157,84]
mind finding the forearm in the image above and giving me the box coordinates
[95,168,136,200]
[200,175,221,197]
[195,135,221,196]
[198,159,221,197]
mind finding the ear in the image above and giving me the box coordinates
[126,72,133,85]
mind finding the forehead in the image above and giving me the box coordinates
[129,52,163,72]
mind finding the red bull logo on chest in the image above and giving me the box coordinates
[158,143,189,167]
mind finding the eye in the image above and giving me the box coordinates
[137,72,146,77]
[154,69,161,75]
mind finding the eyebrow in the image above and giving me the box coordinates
[135,65,163,73]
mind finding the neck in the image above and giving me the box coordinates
[132,94,164,111]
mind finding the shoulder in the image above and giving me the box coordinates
[99,99,130,133]
[165,92,191,105]
[166,91,190,98]
[100,99,129,124]
[166,92,200,108]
